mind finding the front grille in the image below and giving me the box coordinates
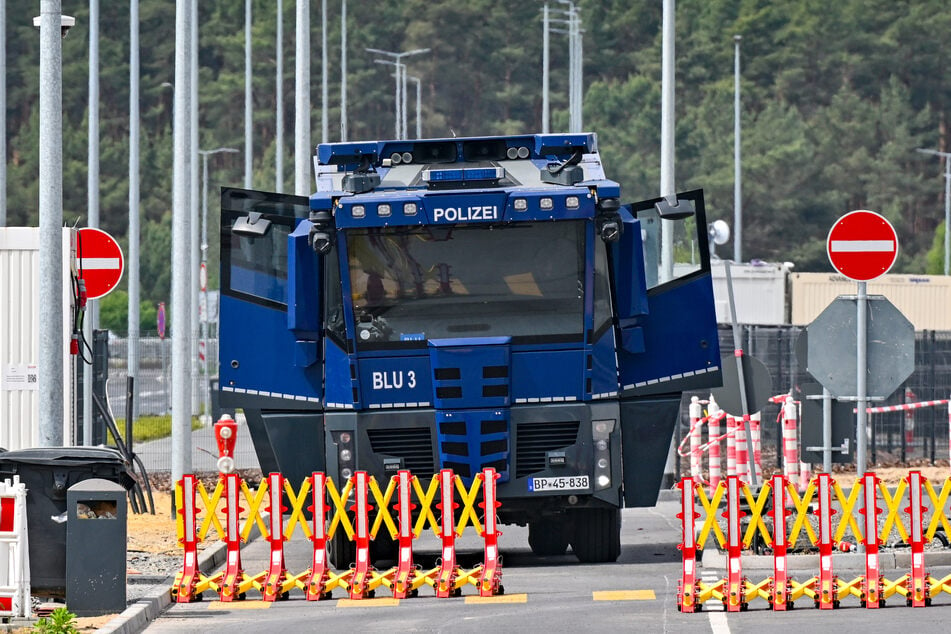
[366,427,435,475]
[515,420,581,477]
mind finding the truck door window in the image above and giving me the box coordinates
[637,206,704,290]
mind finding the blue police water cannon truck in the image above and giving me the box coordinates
[218,133,721,563]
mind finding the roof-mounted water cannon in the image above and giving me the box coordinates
[214,414,239,474]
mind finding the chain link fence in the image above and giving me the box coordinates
[677,326,951,477]
[99,328,951,475]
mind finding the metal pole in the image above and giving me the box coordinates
[576,9,583,131]
[401,62,408,140]
[542,3,549,134]
[945,156,950,276]
[245,0,252,188]
[822,387,832,472]
[659,0,675,283]
[414,76,421,138]
[733,35,742,264]
[190,0,199,417]
[172,0,194,487]
[395,60,401,139]
[128,0,140,423]
[340,0,347,141]
[38,0,65,447]
[0,0,5,227]
[321,0,327,143]
[84,0,100,446]
[857,282,868,474]
[295,0,311,195]
[276,0,283,192]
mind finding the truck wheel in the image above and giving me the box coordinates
[569,507,621,563]
[328,530,356,569]
[528,518,570,556]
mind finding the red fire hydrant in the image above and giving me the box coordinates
[214,414,238,474]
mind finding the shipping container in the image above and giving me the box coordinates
[790,272,951,330]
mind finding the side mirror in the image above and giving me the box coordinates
[232,212,271,237]
[654,196,695,220]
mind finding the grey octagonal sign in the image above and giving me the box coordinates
[806,296,915,399]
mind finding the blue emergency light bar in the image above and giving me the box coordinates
[422,167,504,183]
[317,133,598,168]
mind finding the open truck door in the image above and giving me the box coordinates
[219,187,323,477]
[610,189,722,506]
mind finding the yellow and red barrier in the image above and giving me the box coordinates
[171,467,503,603]
[678,471,951,612]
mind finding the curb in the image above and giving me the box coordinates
[98,519,265,634]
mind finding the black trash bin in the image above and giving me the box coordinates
[0,447,135,597]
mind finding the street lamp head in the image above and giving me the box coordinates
[32,14,76,38]
[734,34,742,43]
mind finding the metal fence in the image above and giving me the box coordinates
[676,326,951,477]
[99,329,951,475]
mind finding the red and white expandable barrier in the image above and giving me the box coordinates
[689,397,703,480]
[0,478,29,618]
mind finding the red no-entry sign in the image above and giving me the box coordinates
[826,210,898,281]
[77,227,124,299]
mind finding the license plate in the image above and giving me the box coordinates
[528,475,590,492]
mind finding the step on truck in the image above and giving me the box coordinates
[218,133,721,563]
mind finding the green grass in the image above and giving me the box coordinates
[112,415,203,444]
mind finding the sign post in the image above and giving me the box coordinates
[826,210,898,474]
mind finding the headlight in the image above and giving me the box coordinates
[566,196,580,209]
[540,197,554,210]
[378,204,392,217]
[403,202,418,216]
[352,205,366,218]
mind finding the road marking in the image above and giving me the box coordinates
[336,598,400,607]
[207,601,272,610]
[592,589,656,601]
[465,594,528,604]
[709,611,730,634]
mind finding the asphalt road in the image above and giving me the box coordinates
[144,499,951,633]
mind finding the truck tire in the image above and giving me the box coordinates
[569,507,621,563]
[528,518,570,556]
[328,530,356,569]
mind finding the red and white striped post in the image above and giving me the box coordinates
[750,412,762,481]
[391,470,416,599]
[435,469,460,598]
[219,473,245,602]
[677,476,700,612]
[906,471,928,607]
[348,471,373,599]
[173,475,200,603]
[478,468,503,597]
[861,473,882,608]
[735,416,750,484]
[782,397,799,487]
[816,473,836,609]
[262,472,288,601]
[769,474,790,610]
[726,415,737,478]
[708,398,722,492]
[689,396,703,480]
[725,475,746,612]
[305,472,330,600]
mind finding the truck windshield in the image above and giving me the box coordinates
[346,221,585,347]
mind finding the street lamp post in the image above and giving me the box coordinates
[734,35,742,264]
[198,147,238,420]
[366,47,430,140]
[407,75,421,139]
[916,148,951,276]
